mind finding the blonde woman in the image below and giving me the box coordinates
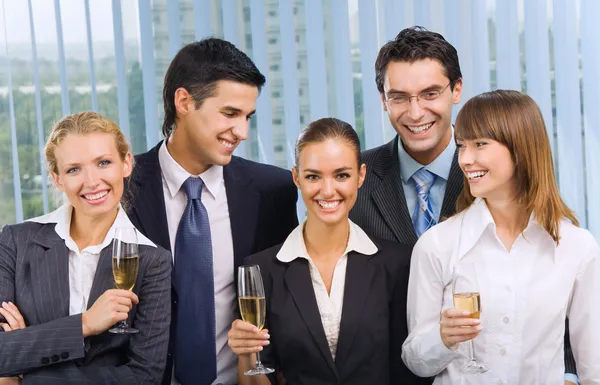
[0,112,171,384]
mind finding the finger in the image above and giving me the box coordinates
[107,290,139,303]
[0,322,12,332]
[442,325,482,337]
[232,346,264,355]
[232,319,260,333]
[445,332,481,344]
[230,330,270,340]
[443,308,474,318]
[0,308,19,330]
[229,338,270,349]
[441,317,480,328]
[112,296,134,307]
[112,304,132,314]
[5,302,25,329]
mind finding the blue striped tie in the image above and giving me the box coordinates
[412,168,437,237]
[173,177,216,385]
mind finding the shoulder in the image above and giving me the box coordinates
[244,243,283,267]
[229,156,294,190]
[361,143,388,165]
[1,221,46,243]
[139,243,170,260]
[413,213,462,256]
[557,220,600,258]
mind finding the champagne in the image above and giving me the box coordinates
[239,296,266,330]
[112,255,139,291]
[453,292,481,319]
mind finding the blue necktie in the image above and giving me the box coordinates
[412,168,437,237]
[173,177,216,385]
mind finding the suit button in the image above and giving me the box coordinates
[60,352,69,359]
[51,354,59,363]
[40,357,50,365]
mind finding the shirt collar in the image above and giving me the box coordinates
[159,140,223,199]
[456,198,556,262]
[276,219,378,263]
[27,203,156,252]
[397,128,456,182]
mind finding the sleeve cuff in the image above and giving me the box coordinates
[564,373,579,384]
[406,327,464,373]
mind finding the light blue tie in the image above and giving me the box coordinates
[412,168,437,237]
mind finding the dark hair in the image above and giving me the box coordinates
[375,26,462,94]
[162,38,266,137]
[295,118,361,167]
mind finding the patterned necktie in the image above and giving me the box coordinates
[412,168,437,237]
[173,177,216,385]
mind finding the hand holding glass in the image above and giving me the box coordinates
[238,265,274,376]
[109,227,139,334]
[452,263,488,373]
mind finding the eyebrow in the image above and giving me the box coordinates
[387,84,446,95]
[62,154,113,168]
[303,167,352,174]
[222,106,256,117]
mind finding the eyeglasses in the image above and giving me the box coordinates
[385,82,452,109]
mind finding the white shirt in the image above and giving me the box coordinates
[402,198,600,385]
[158,142,237,385]
[276,220,378,359]
[27,204,155,316]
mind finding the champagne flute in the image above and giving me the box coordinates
[109,227,140,334]
[238,265,274,376]
[452,263,488,373]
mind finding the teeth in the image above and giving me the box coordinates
[467,171,487,180]
[318,200,340,209]
[219,139,235,148]
[84,191,108,200]
[407,123,433,133]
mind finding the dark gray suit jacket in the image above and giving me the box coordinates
[0,221,171,385]
[349,137,463,246]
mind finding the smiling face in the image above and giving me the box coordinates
[173,80,258,170]
[51,132,132,221]
[457,138,517,202]
[293,138,366,227]
[382,59,462,165]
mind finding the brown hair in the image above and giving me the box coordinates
[454,90,578,244]
[45,111,131,175]
[295,118,361,167]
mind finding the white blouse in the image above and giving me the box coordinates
[276,220,377,359]
[402,198,600,385]
[28,204,155,315]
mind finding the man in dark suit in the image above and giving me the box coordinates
[350,27,464,245]
[126,38,298,385]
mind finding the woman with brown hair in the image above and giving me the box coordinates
[402,90,600,384]
[226,118,426,385]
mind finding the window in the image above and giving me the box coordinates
[273,118,283,125]
[268,37,278,45]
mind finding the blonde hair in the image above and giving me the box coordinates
[45,111,131,175]
[454,90,578,244]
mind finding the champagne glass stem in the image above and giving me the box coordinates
[468,339,476,362]
[256,350,263,367]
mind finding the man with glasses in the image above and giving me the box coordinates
[350,26,463,247]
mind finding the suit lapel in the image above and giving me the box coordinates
[224,158,260,271]
[284,259,338,379]
[371,138,418,244]
[30,225,71,324]
[440,150,463,219]
[87,246,115,309]
[130,142,171,252]
[334,252,376,368]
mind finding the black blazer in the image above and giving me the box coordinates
[349,137,463,246]
[125,141,299,384]
[245,236,430,385]
[0,222,172,385]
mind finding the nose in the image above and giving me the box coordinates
[320,178,335,197]
[458,145,475,169]
[231,119,250,141]
[82,167,101,189]
[407,98,426,121]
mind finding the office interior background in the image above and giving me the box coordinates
[0,0,599,240]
